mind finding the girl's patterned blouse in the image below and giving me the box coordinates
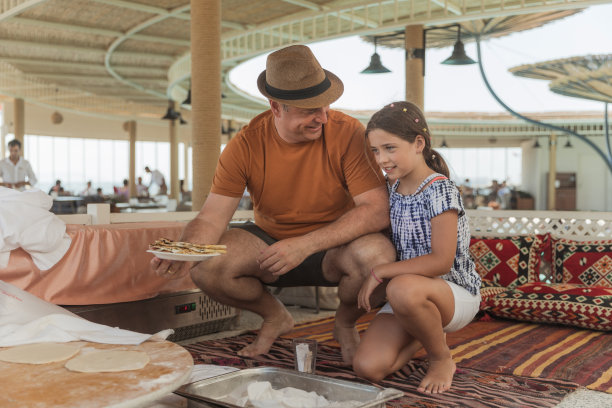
[388,173,481,296]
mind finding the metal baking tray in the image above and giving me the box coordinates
[175,367,403,408]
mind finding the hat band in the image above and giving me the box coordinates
[264,76,331,100]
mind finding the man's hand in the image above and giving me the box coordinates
[150,256,192,280]
[257,236,311,276]
[357,268,383,312]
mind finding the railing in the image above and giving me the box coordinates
[60,206,611,242]
[466,209,612,240]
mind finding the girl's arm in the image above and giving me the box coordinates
[375,209,459,281]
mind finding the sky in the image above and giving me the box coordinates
[230,3,612,113]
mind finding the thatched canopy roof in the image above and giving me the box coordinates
[510,55,612,103]
[0,0,605,120]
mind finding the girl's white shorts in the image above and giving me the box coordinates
[377,279,481,333]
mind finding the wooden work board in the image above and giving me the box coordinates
[0,340,193,408]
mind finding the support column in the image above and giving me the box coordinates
[183,141,190,191]
[128,120,137,198]
[13,98,25,153]
[405,25,424,110]
[190,0,221,210]
[547,133,557,210]
[169,101,180,201]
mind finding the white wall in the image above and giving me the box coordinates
[522,135,612,212]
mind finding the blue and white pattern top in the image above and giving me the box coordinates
[388,173,481,296]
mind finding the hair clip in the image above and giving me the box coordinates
[423,128,427,132]
[402,108,407,112]
[415,118,419,123]
[389,103,394,107]
[432,154,436,159]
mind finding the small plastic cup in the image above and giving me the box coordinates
[292,338,317,374]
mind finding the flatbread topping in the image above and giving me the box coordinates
[149,238,227,255]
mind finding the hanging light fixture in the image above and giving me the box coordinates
[441,25,476,66]
[182,88,191,106]
[361,37,391,74]
[533,138,541,148]
[50,88,63,124]
[161,100,180,120]
[408,23,477,76]
[564,136,573,148]
[440,139,448,148]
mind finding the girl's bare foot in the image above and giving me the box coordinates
[417,356,456,394]
[237,309,294,357]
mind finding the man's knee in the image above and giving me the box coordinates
[345,233,395,266]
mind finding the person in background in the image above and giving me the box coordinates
[353,101,481,394]
[48,179,64,196]
[136,176,149,197]
[80,180,95,196]
[144,166,167,195]
[151,44,394,364]
[497,181,512,209]
[0,139,37,191]
[115,178,129,201]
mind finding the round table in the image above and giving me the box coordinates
[0,340,193,408]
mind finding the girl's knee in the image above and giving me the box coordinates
[352,354,388,383]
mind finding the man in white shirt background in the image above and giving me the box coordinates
[144,166,167,195]
[0,139,37,191]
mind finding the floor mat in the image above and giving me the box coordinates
[281,313,612,393]
[185,334,578,408]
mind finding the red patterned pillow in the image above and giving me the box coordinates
[551,238,612,287]
[480,279,508,302]
[469,236,543,287]
[483,282,612,331]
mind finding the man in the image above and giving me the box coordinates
[152,45,395,364]
[136,176,149,197]
[0,139,37,191]
[144,166,167,195]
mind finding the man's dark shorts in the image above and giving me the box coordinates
[232,223,337,287]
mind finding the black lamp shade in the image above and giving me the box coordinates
[441,40,476,65]
[361,53,391,74]
[182,89,191,105]
[533,139,541,148]
[161,107,179,120]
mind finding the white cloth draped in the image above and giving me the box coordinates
[0,187,71,270]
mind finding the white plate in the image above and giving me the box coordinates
[147,250,221,262]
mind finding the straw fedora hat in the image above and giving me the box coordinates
[257,45,344,109]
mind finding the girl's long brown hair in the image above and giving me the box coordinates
[365,101,449,178]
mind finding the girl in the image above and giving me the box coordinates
[353,101,481,394]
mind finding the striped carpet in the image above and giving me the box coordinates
[184,312,585,407]
[282,312,612,393]
[186,334,577,408]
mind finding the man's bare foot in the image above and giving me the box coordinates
[333,324,360,365]
[417,356,456,394]
[237,308,294,358]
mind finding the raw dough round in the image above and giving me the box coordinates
[0,342,81,364]
[65,350,150,373]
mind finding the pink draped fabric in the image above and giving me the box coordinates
[1,222,198,305]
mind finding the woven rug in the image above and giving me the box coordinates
[185,333,578,407]
[282,313,612,393]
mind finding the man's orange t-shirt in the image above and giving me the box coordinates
[211,109,385,240]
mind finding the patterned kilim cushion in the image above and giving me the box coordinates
[469,236,543,288]
[483,282,612,331]
[480,279,508,303]
[551,237,612,287]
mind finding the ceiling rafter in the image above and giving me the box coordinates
[8,17,190,47]
[2,57,168,72]
[0,39,175,61]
